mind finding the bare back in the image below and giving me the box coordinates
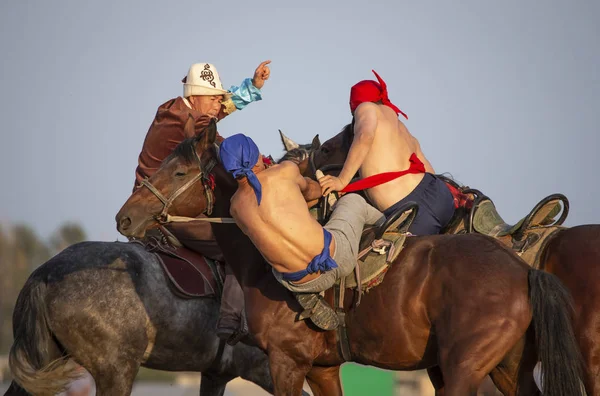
[230,163,330,276]
[358,104,434,211]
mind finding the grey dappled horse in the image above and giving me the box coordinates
[4,241,274,396]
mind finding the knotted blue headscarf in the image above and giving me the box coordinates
[220,134,263,205]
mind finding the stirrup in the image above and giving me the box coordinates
[295,293,339,331]
[375,202,418,264]
[376,201,419,239]
[226,308,249,346]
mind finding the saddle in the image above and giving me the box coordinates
[339,203,418,292]
[311,194,418,294]
[297,200,418,335]
[438,175,569,267]
[469,194,568,266]
[138,228,225,299]
[471,196,564,238]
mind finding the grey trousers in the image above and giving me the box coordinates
[273,194,384,293]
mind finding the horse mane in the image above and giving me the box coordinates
[277,147,309,164]
[340,123,354,151]
[435,172,464,189]
[166,134,206,165]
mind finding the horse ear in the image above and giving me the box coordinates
[199,118,218,149]
[311,134,321,150]
[279,129,300,151]
[184,114,195,138]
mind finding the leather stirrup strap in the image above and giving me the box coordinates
[334,279,352,361]
[355,263,363,306]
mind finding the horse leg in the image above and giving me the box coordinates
[574,311,600,395]
[487,332,540,396]
[268,350,311,396]
[199,371,234,396]
[437,316,528,395]
[583,352,600,396]
[63,369,96,396]
[229,342,274,394]
[427,366,445,395]
[305,365,342,396]
[86,360,139,396]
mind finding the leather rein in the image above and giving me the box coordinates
[139,145,236,224]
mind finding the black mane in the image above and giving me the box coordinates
[166,134,204,164]
[340,123,354,151]
[278,147,309,164]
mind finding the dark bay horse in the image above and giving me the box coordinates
[4,242,275,395]
[299,123,600,395]
[115,123,584,396]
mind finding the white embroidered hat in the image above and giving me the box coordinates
[182,63,232,98]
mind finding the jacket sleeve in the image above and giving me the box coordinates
[217,78,262,120]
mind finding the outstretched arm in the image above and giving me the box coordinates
[319,103,378,195]
[218,60,271,119]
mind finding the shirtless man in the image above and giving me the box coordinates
[219,134,399,329]
[318,70,455,235]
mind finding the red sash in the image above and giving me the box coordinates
[341,153,426,193]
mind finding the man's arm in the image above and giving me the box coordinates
[217,60,271,119]
[319,103,378,195]
[281,161,322,203]
[297,175,323,203]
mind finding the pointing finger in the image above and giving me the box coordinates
[257,60,271,71]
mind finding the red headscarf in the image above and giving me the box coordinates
[349,70,407,120]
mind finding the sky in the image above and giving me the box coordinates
[0,0,598,242]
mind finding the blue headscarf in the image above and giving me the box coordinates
[220,133,263,205]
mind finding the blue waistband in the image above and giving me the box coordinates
[281,229,338,282]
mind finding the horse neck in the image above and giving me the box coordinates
[210,180,268,288]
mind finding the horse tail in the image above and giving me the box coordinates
[8,281,81,395]
[528,268,584,396]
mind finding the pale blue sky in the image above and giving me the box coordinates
[0,0,598,241]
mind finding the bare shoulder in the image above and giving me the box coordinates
[276,160,301,178]
[355,102,379,116]
[354,103,380,125]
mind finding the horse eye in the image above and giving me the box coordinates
[175,171,187,177]
[321,147,329,154]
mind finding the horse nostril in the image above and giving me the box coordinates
[119,217,132,231]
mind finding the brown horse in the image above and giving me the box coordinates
[299,122,600,395]
[115,123,584,396]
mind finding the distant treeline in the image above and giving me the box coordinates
[0,223,87,354]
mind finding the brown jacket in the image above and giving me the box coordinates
[134,96,226,189]
[132,96,230,254]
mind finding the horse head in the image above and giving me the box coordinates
[279,124,354,179]
[276,130,321,176]
[116,120,235,239]
[279,129,321,153]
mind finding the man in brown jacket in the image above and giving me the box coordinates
[130,60,270,344]
[134,61,270,187]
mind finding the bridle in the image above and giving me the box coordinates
[138,144,230,224]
